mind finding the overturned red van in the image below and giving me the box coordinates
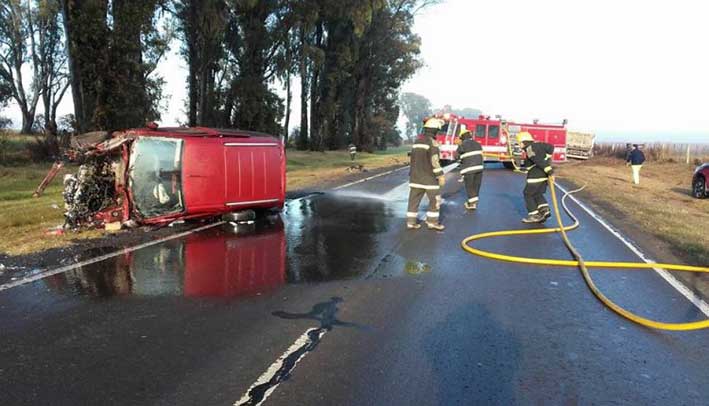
[61,126,286,229]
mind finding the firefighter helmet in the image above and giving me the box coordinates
[517,131,534,144]
[458,124,468,136]
[423,118,444,130]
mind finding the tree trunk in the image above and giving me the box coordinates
[20,110,34,135]
[309,22,323,151]
[297,27,309,150]
[283,66,292,144]
[61,0,109,132]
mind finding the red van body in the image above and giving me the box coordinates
[62,126,286,228]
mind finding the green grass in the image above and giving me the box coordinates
[0,164,102,255]
[286,147,409,190]
[0,132,36,164]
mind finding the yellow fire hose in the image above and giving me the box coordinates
[461,176,709,331]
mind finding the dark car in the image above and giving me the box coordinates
[693,163,709,198]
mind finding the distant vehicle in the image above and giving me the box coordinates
[424,113,569,168]
[566,131,596,160]
[693,163,709,198]
[52,125,286,229]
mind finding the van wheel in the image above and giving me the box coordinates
[693,177,706,198]
[503,162,515,170]
[222,209,256,222]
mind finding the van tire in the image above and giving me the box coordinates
[222,209,256,222]
[693,176,706,199]
[503,162,515,170]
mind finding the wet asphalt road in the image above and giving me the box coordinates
[2,164,709,405]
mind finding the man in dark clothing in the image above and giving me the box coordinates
[626,144,646,185]
[456,125,484,210]
[518,132,555,223]
[407,118,445,231]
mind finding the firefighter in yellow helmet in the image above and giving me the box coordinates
[456,124,484,210]
[406,117,446,231]
[518,131,555,223]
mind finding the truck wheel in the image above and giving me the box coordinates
[692,177,706,199]
[503,162,515,170]
[222,209,256,222]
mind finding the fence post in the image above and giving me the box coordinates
[686,144,691,165]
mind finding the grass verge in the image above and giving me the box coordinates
[0,147,409,256]
[286,147,408,190]
[557,157,709,295]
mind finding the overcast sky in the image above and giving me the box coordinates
[4,0,708,142]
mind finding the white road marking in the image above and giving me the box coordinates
[0,221,225,292]
[556,183,709,318]
[234,328,327,406]
[332,166,409,190]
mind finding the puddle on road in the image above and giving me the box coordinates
[32,192,407,300]
[404,261,432,276]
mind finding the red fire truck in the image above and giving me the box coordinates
[427,114,568,168]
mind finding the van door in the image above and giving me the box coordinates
[224,140,283,207]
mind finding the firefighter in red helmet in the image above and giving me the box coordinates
[406,117,446,231]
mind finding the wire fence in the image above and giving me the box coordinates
[593,142,709,165]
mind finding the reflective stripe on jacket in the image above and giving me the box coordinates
[410,136,442,188]
[523,142,554,181]
[457,138,484,175]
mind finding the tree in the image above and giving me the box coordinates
[223,0,288,135]
[0,0,42,133]
[35,0,70,135]
[62,0,169,131]
[400,92,431,143]
[175,0,228,127]
[451,107,482,118]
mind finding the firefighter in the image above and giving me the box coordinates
[457,125,484,210]
[348,143,357,161]
[407,117,446,231]
[518,132,555,223]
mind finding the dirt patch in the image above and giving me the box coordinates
[556,158,709,301]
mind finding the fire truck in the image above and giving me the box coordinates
[427,113,568,168]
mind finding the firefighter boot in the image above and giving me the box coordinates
[406,219,421,230]
[464,202,477,211]
[521,213,545,223]
[539,207,551,222]
[425,220,445,231]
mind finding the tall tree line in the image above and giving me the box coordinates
[1,0,434,151]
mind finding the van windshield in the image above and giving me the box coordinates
[128,137,184,218]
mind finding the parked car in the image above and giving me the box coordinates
[693,163,709,199]
[59,125,286,229]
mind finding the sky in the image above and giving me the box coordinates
[3,0,709,143]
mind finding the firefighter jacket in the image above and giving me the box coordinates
[409,135,443,189]
[523,142,554,182]
[457,137,484,175]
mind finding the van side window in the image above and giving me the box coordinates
[488,125,499,138]
[475,125,486,138]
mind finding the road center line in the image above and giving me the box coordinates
[556,183,709,318]
[234,327,327,406]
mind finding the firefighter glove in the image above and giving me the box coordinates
[438,176,446,187]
